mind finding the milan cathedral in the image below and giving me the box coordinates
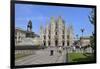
[40,16,74,47]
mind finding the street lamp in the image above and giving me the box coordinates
[76,34,78,40]
[80,28,85,48]
[81,28,85,38]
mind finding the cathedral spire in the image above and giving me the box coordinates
[50,16,55,24]
[51,16,55,20]
[57,16,63,24]
[40,24,44,33]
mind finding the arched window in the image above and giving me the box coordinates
[44,41,46,46]
[49,35,50,39]
[55,40,58,46]
[56,32,57,35]
[62,35,64,39]
[48,41,50,46]
[63,41,64,46]
[44,35,46,39]
[67,41,69,46]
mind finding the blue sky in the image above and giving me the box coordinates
[15,4,94,38]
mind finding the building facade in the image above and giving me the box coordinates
[15,27,26,44]
[15,20,39,45]
[80,37,90,47]
[40,16,74,47]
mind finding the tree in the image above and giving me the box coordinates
[88,9,95,53]
[88,8,95,25]
[90,33,95,49]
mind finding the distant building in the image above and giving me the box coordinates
[80,36,90,47]
[15,27,27,44]
[40,16,74,47]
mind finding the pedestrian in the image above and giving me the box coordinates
[50,50,54,56]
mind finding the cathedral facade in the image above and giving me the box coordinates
[40,16,74,47]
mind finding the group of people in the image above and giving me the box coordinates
[71,45,80,52]
[49,44,91,56]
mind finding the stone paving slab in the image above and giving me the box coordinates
[15,47,67,66]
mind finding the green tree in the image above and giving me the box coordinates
[89,9,95,53]
[90,33,95,50]
[88,8,95,25]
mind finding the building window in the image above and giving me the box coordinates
[19,36,20,39]
[48,41,50,46]
[56,32,57,35]
[67,41,69,46]
[63,41,64,46]
[44,35,46,39]
[49,35,50,39]
[62,35,64,39]
[55,40,58,46]
[44,41,46,46]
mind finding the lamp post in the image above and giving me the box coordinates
[80,28,85,46]
[81,28,84,38]
[76,34,78,40]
